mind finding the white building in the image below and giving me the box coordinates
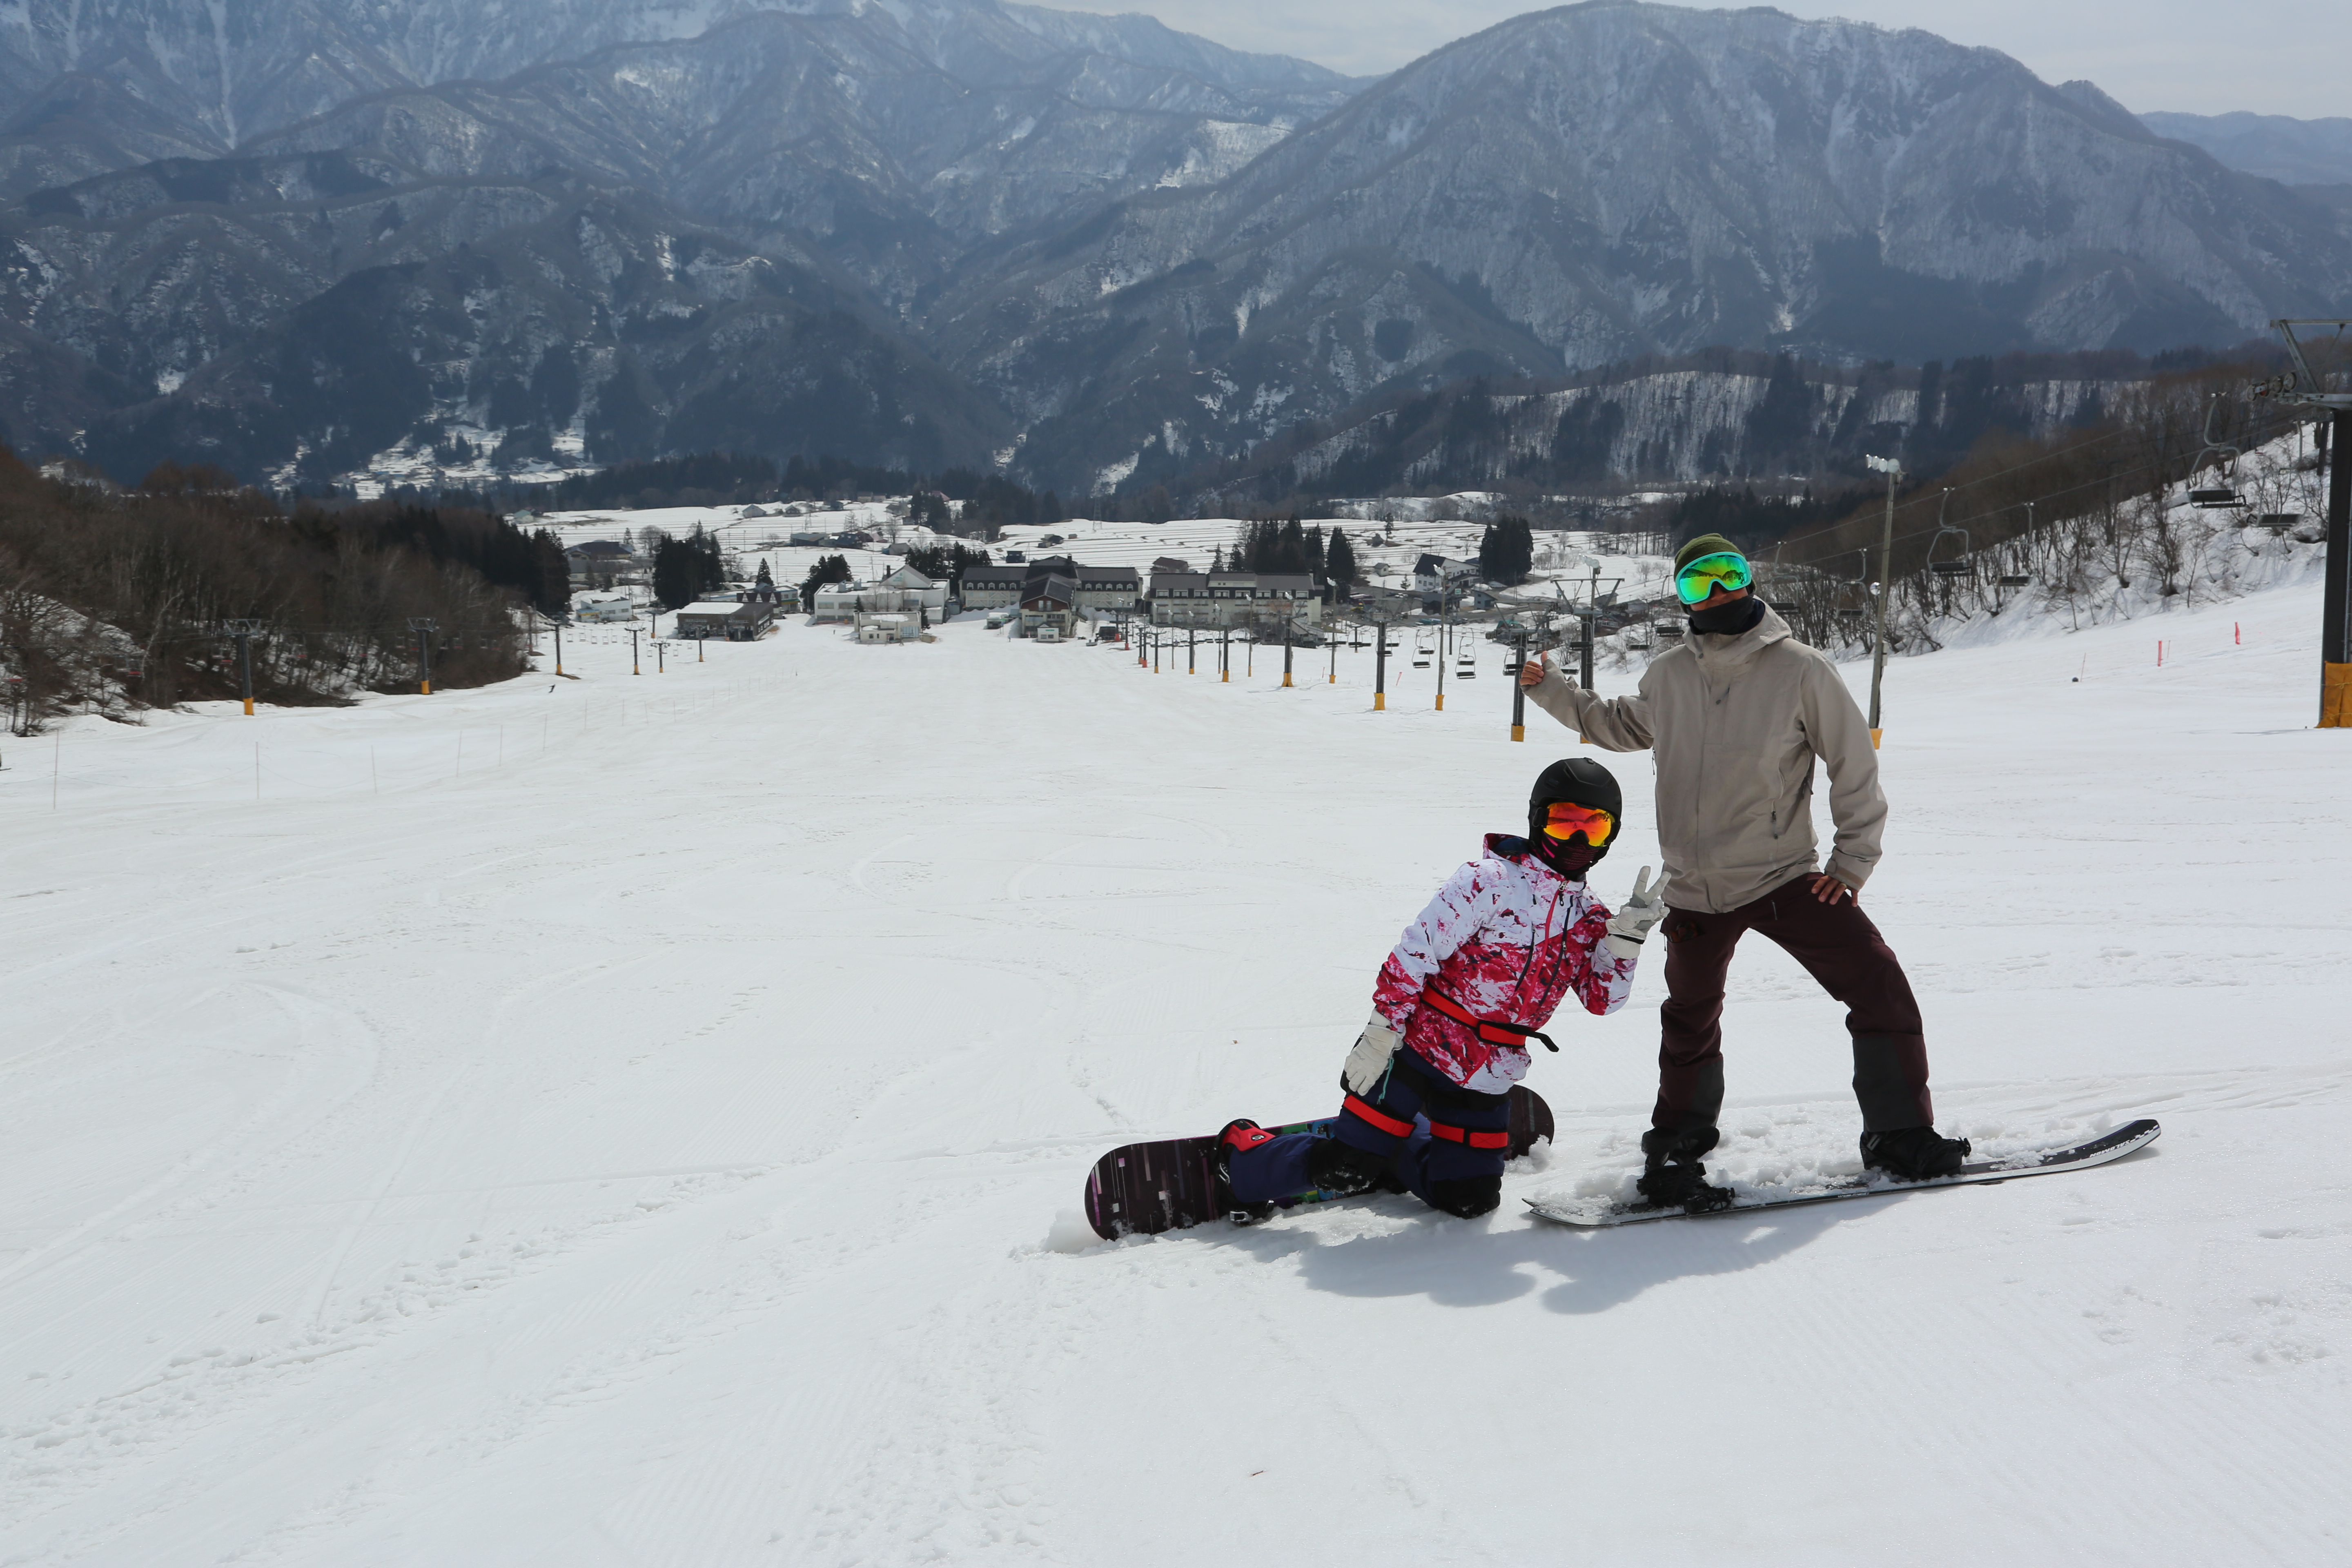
[813,574,945,625]
[1147,571,1323,629]
[573,594,634,623]
[1414,554,1480,593]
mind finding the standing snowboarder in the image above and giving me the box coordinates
[1519,533,1969,1211]
[1214,759,1666,1222]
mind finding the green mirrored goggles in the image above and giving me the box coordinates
[1674,550,1753,606]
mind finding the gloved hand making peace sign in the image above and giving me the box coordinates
[1601,865,1665,960]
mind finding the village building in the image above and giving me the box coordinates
[1413,554,1480,593]
[1019,577,1077,640]
[958,565,1026,611]
[573,594,634,623]
[1146,570,1323,629]
[1072,566,1142,615]
[811,571,945,626]
[674,599,777,640]
[565,539,637,586]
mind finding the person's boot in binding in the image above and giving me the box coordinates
[1211,1120,1279,1223]
[1637,1128,1735,1213]
[1859,1126,1972,1181]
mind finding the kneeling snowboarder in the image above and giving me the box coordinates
[1214,759,1664,1222]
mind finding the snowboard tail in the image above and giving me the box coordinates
[1525,1118,2160,1227]
[1085,1085,1554,1240]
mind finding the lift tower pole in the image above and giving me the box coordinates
[219,619,267,715]
[2265,320,2352,726]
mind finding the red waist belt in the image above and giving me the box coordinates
[1417,984,1558,1054]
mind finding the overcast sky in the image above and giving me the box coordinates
[1061,0,2350,119]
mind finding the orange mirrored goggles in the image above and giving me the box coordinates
[1541,802,1616,846]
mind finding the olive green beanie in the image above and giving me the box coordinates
[1674,533,1744,572]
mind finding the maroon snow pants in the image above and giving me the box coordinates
[1648,873,1931,1158]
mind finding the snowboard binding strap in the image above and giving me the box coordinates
[1418,984,1559,1052]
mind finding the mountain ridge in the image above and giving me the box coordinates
[3,0,2348,496]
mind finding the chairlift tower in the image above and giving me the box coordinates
[221,619,266,715]
[2259,320,2352,726]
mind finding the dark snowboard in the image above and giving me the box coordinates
[1525,1118,2160,1227]
[1085,1085,1555,1240]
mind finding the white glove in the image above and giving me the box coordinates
[1602,865,1665,961]
[1341,1014,1401,1096]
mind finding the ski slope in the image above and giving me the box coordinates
[2,582,2346,1564]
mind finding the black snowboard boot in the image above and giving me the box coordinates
[1637,1156,1735,1214]
[1212,1120,1278,1224]
[1860,1126,1973,1182]
[1305,1135,1391,1198]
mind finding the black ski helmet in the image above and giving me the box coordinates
[1528,757,1622,869]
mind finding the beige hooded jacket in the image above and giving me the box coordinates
[1526,606,1886,914]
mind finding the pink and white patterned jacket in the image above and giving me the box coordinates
[1372,834,1636,1091]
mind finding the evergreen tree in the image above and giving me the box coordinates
[1040,490,1065,524]
[755,557,774,588]
[1325,527,1358,588]
[1477,515,1535,585]
[800,552,853,608]
[904,542,991,597]
[652,535,702,609]
[1276,518,1307,573]
[530,528,570,615]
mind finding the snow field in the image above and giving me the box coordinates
[1,582,2347,1564]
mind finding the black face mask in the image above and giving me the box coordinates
[1688,595,1766,636]
[1531,834,1597,881]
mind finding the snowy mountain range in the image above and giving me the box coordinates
[2138,112,2352,190]
[2,0,2347,494]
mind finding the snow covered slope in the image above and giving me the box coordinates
[0,573,2345,1561]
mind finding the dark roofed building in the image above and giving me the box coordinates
[1150,570,1322,628]
[1073,566,1141,613]
[959,565,1027,610]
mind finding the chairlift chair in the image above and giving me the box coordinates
[2188,394,2246,509]
[1927,491,1973,577]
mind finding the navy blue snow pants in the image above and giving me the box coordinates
[1226,1049,1510,1212]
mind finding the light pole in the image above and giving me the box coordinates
[1374,611,1390,710]
[629,627,642,675]
[1864,454,1902,747]
[1221,626,1231,682]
